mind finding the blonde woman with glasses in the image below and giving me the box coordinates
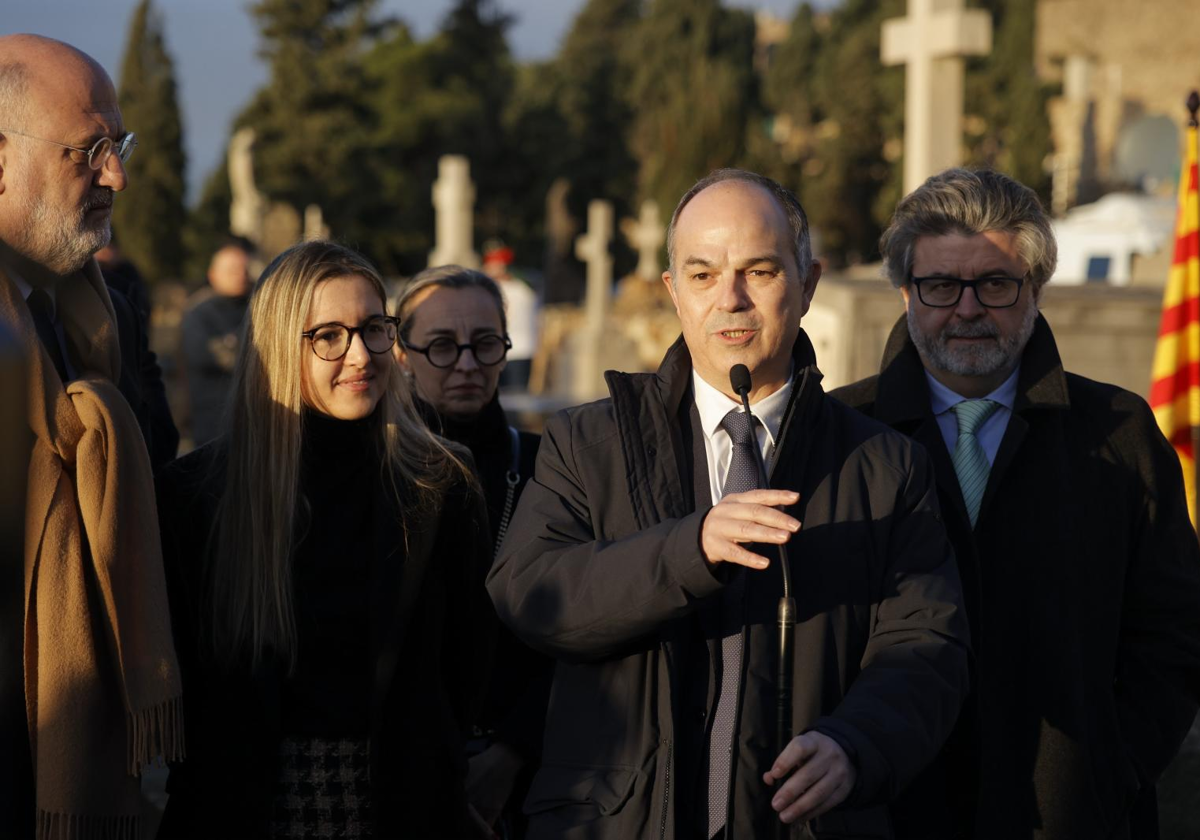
[155,241,494,839]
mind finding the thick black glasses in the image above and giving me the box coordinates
[402,335,511,369]
[910,275,1025,308]
[302,316,399,361]
[0,129,138,171]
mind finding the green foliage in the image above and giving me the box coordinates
[552,0,641,220]
[792,0,904,265]
[625,0,759,220]
[113,0,187,281]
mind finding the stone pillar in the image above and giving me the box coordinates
[429,155,480,269]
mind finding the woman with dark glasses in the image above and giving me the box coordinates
[395,266,551,839]
[155,241,494,838]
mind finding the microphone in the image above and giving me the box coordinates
[729,364,796,830]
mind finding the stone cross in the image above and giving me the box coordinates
[574,200,614,397]
[228,128,266,249]
[428,155,480,269]
[621,199,665,281]
[881,0,992,195]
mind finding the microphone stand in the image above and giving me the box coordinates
[730,366,795,840]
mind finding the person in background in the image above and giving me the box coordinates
[395,264,551,838]
[832,167,1200,839]
[482,241,538,391]
[180,236,253,445]
[157,241,494,838]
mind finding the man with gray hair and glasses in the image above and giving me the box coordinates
[0,35,182,838]
[834,167,1200,840]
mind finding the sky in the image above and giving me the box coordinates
[5,0,812,201]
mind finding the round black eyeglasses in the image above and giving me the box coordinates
[401,335,512,369]
[910,275,1026,308]
[302,316,399,361]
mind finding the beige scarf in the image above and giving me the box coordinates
[1,261,183,839]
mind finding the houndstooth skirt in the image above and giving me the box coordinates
[270,736,373,839]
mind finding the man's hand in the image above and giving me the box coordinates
[701,489,800,569]
[762,730,856,825]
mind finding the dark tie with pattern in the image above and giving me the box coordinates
[27,288,69,381]
[707,408,762,837]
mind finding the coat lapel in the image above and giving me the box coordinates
[370,484,442,726]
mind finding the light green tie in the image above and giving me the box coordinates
[951,399,1000,528]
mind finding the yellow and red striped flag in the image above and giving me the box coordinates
[1150,94,1200,528]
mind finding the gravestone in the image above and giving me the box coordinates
[881,0,992,195]
[573,200,614,399]
[228,128,266,249]
[429,155,480,269]
[621,199,665,282]
[304,204,330,242]
[543,178,584,304]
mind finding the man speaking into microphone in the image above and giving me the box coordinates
[488,169,970,839]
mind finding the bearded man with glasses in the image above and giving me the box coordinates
[833,168,1200,840]
[0,35,182,837]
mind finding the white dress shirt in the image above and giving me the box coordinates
[692,368,794,505]
[926,367,1019,467]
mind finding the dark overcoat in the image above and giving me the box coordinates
[488,332,971,840]
[154,443,493,839]
[831,314,1200,840]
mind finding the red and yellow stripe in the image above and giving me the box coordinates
[1151,119,1200,526]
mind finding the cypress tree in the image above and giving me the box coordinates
[625,0,759,218]
[113,0,187,281]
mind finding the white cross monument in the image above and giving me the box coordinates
[621,199,666,281]
[881,0,992,195]
[428,155,480,269]
[574,200,614,398]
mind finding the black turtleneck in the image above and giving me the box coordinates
[417,391,536,551]
[281,409,382,736]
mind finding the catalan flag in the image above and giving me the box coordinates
[1150,94,1200,529]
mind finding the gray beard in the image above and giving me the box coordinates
[20,189,111,276]
[907,302,1038,380]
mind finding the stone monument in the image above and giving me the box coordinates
[620,199,666,282]
[881,0,993,195]
[228,128,266,248]
[573,200,614,399]
[304,204,330,242]
[429,155,480,269]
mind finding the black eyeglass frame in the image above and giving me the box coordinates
[401,334,513,369]
[301,316,400,361]
[0,128,138,171]
[909,275,1027,309]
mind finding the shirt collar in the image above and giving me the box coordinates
[692,366,793,448]
[925,365,1020,415]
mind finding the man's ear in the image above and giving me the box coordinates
[661,270,680,316]
[798,260,822,317]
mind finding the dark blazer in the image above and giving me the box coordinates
[831,314,1200,840]
[488,332,971,839]
[154,442,493,839]
[109,284,178,470]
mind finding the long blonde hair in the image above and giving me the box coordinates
[208,240,469,671]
